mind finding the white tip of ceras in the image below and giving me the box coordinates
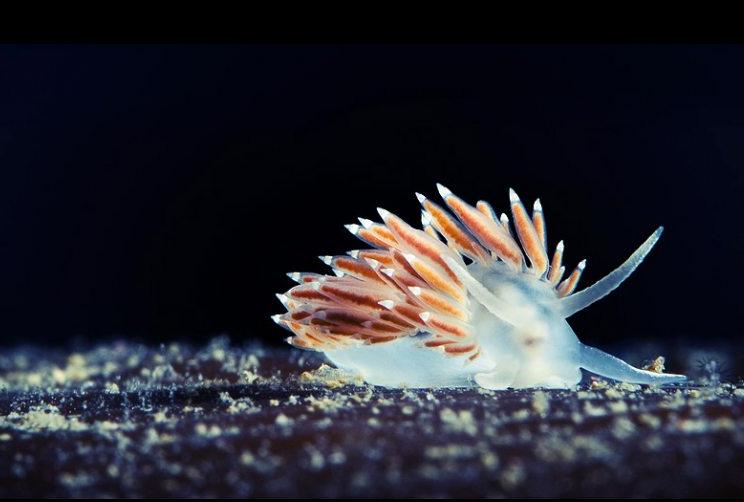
[345,223,361,235]
[578,259,587,270]
[500,213,509,225]
[358,217,375,229]
[420,210,433,227]
[378,299,395,310]
[533,198,543,212]
[436,183,452,199]
[408,286,422,296]
[380,268,395,278]
[419,311,431,322]
[286,272,302,283]
[509,188,520,203]
[270,314,284,325]
[376,207,392,220]
[363,257,381,270]
[415,192,427,204]
[348,250,360,258]
[557,240,564,252]
[275,293,290,307]
[319,255,333,265]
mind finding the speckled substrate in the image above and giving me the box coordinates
[1,337,743,497]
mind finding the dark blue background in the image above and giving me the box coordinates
[1,45,742,346]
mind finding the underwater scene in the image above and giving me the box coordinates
[1,43,743,498]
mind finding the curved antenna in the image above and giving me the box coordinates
[442,257,521,326]
[558,227,663,318]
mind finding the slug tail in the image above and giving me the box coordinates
[579,343,686,385]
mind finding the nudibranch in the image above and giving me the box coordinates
[272,184,686,389]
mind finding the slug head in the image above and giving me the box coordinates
[470,269,583,389]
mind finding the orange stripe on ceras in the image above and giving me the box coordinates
[557,262,584,297]
[333,257,386,284]
[381,211,462,285]
[364,320,404,334]
[377,252,432,294]
[309,322,358,336]
[368,335,398,344]
[287,321,322,342]
[288,337,311,349]
[444,195,523,267]
[423,200,490,262]
[364,254,424,297]
[285,320,305,334]
[390,249,426,282]
[548,243,563,283]
[425,314,470,338]
[303,331,331,346]
[322,309,370,325]
[358,250,395,267]
[290,272,323,284]
[288,285,332,303]
[444,343,476,354]
[308,317,335,327]
[369,266,412,296]
[390,302,425,326]
[357,225,397,249]
[425,338,456,348]
[532,207,546,250]
[476,200,498,222]
[510,198,548,275]
[414,288,469,321]
[386,268,430,293]
[405,255,466,303]
[293,321,353,345]
[319,283,389,310]
[330,321,401,338]
[379,311,415,330]
[290,310,313,321]
[317,310,402,336]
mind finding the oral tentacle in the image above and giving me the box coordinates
[557,227,663,317]
[579,343,686,385]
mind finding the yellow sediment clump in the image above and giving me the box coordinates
[299,363,365,389]
[642,356,667,374]
[1,405,89,432]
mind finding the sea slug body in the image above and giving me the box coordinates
[272,184,686,390]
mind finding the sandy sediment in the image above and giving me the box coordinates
[0,336,742,497]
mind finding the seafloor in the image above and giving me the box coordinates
[0,336,742,497]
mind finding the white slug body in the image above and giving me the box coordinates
[273,185,686,389]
